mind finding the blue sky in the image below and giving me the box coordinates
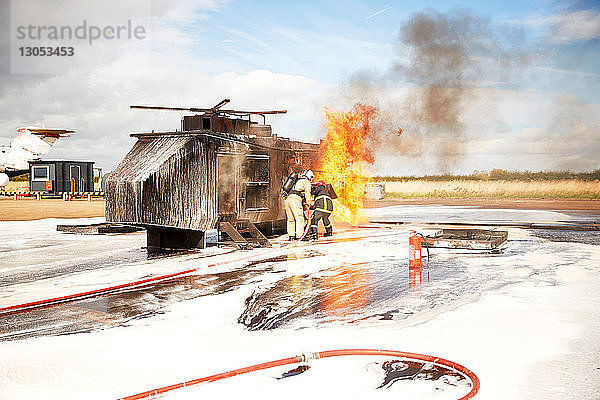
[191,0,598,94]
[1,0,598,175]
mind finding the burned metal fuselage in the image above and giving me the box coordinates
[105,102,319,252]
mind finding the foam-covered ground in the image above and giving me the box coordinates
[0,206,598,399]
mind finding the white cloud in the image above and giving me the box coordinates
[2,2,599,176]
[0,68,324,170]
[526,10,600,44]
[0,1,326,171]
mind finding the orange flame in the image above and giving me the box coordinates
[316,104,377,225]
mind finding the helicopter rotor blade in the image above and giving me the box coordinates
[130,105,287,115]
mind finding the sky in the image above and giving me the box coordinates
[0,0,598,176]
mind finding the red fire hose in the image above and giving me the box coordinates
[0,222,319,316]
[0,268,200,316]
[1,218,321,317]
[117,348,479,400]
[291,206,312,244]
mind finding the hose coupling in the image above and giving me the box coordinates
[295,352,320,363]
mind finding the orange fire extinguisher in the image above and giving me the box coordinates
[409,230,423,269]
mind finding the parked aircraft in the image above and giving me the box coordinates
[0,127,74,186]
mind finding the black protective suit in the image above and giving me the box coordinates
[309,184,333,239]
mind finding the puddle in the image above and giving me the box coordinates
[318,236,365,244]
[372,359,468,390]
[239,263,429,330]
[238,247,541,331]
[0,248,147,287]
[276,365,311,380]
[532,229,600,246]
[0,267,270,342]
[245,250,324,268]
[0,249,325,341]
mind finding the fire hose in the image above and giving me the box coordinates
[290,205,312,244]
[117,348,479,400]
[0,268,200,316]
[0,206,320,316]
[1,222,419,316]
[416,231,430,264]
[0,213,318,317]
[0,237,302,316]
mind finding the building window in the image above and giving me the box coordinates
[245,155,269,183]
[32,166,49,181]
[245,185,269,210]
[244,155,269,211]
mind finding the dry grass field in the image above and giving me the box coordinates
[381,179,600,199]
[1,180,100,192]
[6,178,600,200]
[2,181,29,191]
[0,198,105,221]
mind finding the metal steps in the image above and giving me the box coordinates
[218,219,271,248]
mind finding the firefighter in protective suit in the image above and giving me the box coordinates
[308,180,334,240]
[284,170,313,240]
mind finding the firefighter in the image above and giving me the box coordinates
[308,180,334,240]
[283,170,313,240]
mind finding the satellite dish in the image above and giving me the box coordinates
[0,173,9,187]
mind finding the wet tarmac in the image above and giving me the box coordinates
[0,266,272,341]
[0,248,147,287]
[2,218,590,341]
[0,246,328,342]
[532,229,600,246]
[237,250,522,330]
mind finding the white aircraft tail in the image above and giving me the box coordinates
[1,127,74,172]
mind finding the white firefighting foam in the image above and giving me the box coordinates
[0,206,598,399]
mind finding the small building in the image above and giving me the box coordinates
[364,182,385,200]
[105,100,320,252]
[29,160,95,195]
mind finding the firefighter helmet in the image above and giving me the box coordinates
[304,170,314,181]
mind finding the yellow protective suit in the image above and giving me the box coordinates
[284,176,312,238]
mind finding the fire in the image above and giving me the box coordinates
[316,104,376,225]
